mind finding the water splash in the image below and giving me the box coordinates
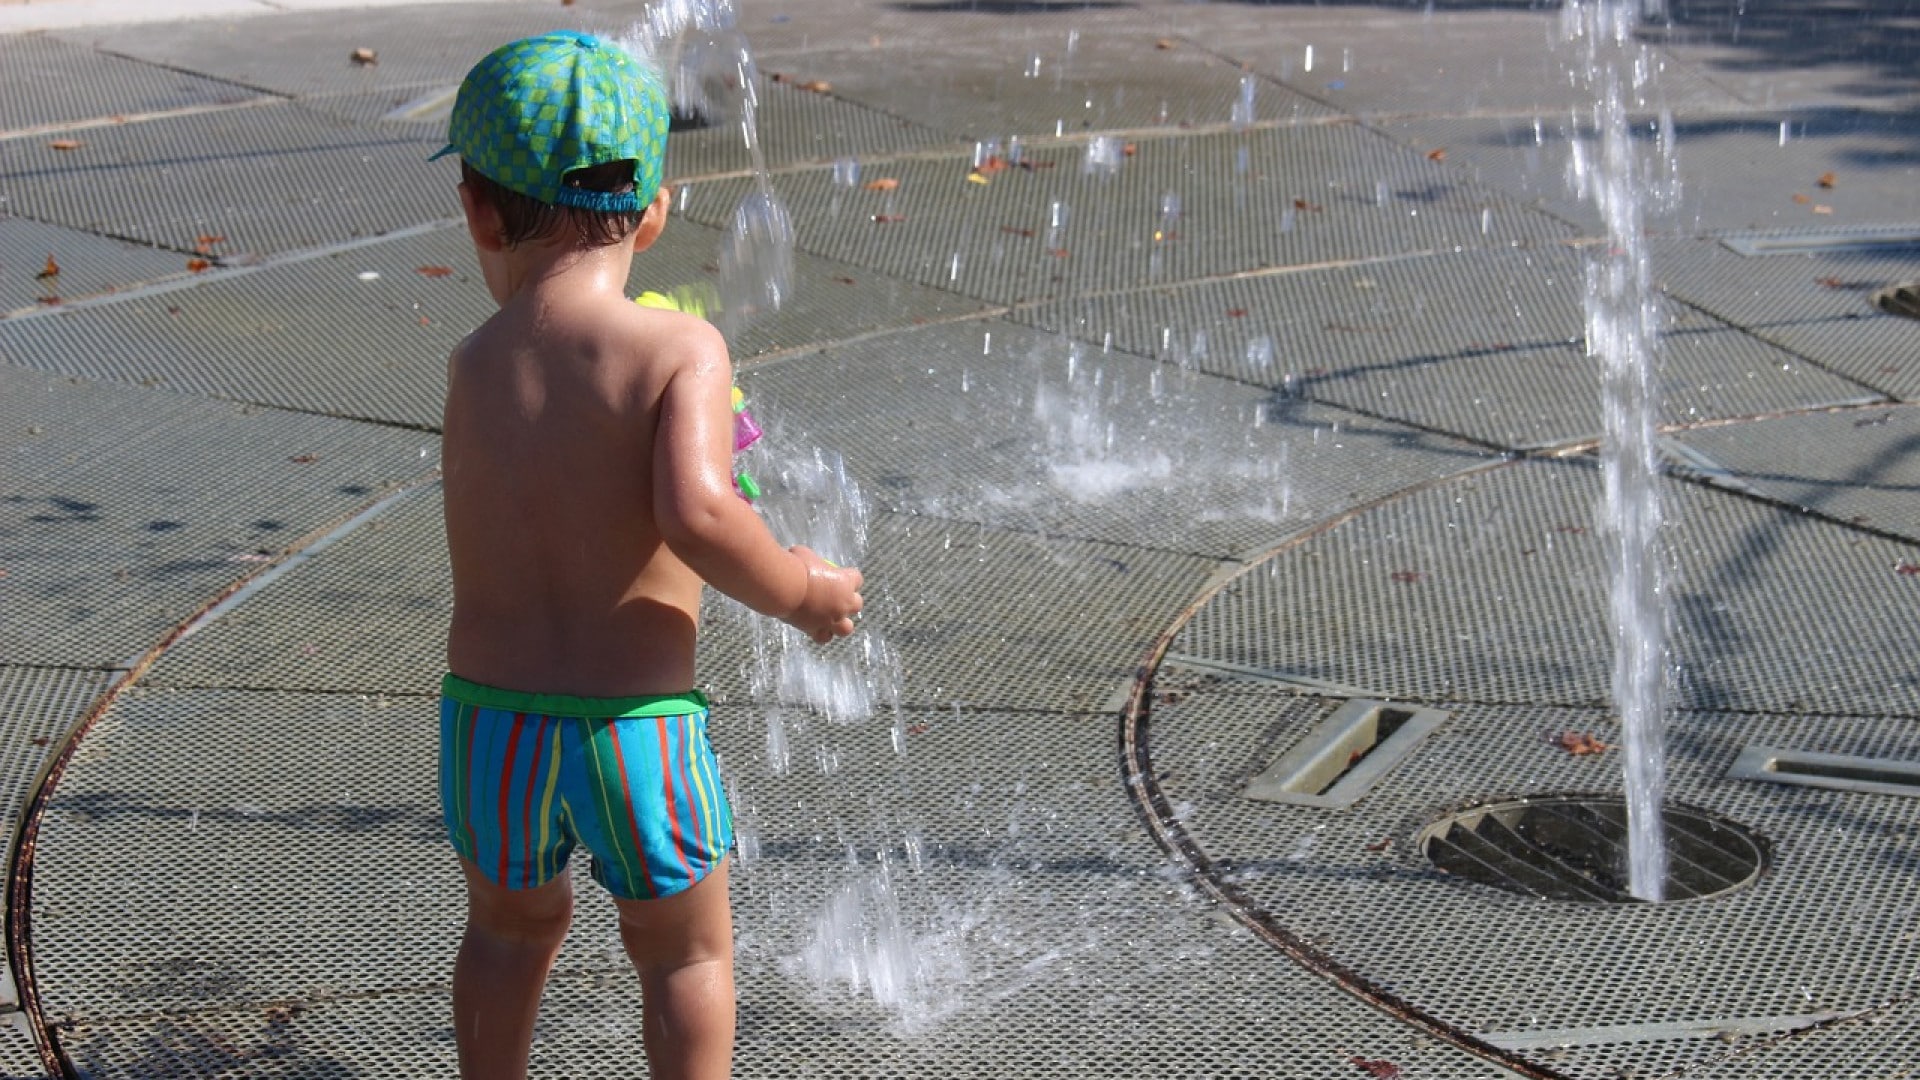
[624,0,795,342]
[1563,0,1679,903]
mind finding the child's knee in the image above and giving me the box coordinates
[463,864,573,943]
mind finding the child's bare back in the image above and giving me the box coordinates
[445,292,723,697]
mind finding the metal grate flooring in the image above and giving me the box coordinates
[0,215,190,317]
[0,362,435,667]
[1173,455,1920,717]
[672,122,1576,310]
[1671,403,1920,543]
[1142,672,1920,1078]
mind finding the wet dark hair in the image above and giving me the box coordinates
[461,159,649,248]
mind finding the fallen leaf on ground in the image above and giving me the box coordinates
[1350,1059,1402,1079]
[416,265,454,277]
[871,214,907,224]
[1791,193,1811,204]
[1812,204,1833,214]
[1557,730,1614,756]
[1427,148,1446,161]
[1122,142,1137,156]
[1818,171,1837,188]
[48,139,83,151]
[36,254,59,280]
[1293,198,1322,211]
[1000,226,1036,238]
[350,47,377,66]
[863,177,899,191]
[288,454,318,464]
[1364,837,1392,852]
[1225,308,1247,317]
[34,296,60,306]
[1816,276,1846,288]
[186,258,212,273]
[1897,562,1920,576]
[975,156,1008,175]
[1155,37,1177,49]
[832,275,856,285]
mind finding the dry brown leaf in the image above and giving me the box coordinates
[186,257,212,273]
[350,47,377,66]
[975,156,1008,175]
[35,253,59,280]
[1427,148,1447,162]
[1817,171,1837,188]
[1556,730,1614,756]
[1155,38,1177,50]
[48,139,83,151]
[871,214,907,224]
[416,265,454,277]
[1122,142,1137,157]
[1812,204,1834,215]
[862,177,900,191]
[800,80,831,93]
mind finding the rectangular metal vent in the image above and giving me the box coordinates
[1728,746,1920,798]
[1244,699,1447,809]
[1720,230,1920,258]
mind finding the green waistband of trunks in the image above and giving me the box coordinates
[441,673,707,719]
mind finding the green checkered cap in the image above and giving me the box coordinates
[435,31,668,213]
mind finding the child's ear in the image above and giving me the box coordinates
[630,185,672,253]
[458,181,506,253]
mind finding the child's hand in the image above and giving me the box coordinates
[787,546,863,644]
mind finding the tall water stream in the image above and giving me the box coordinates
[1563,0,1680,902]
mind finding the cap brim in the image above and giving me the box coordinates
[428,144,458,162]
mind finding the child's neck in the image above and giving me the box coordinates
[484,234,634,307]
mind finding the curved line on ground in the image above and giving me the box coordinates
[2,468,442,1078]
[1114,454,1576,1080]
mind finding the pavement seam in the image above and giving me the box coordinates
[2,463,441,1077]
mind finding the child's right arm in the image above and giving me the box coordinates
[652,320,863,643]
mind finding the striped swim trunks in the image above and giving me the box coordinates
[438,673,733,900]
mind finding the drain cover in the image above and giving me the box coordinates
[1419,796,1766,904]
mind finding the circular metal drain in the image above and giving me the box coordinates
[1419,796,1767,904]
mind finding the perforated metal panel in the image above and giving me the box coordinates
[740,316,1495,558]
[1672,404,1920,543]
[39,687,1524,1079]
[1653,234,1920,403]
[63,3,580,102]
[1376,108,1920,239]
[672,122,1576,309]
[1017,246,1878,451]
[1179,6,1745,118]
[0,32,262,132]
[0,101,455,258]
[0,664,108,1013]
[0,224,475,425]
[1140,669,1920,1079]
[0,363,436,667]
[1174,455,1920,717]
[760,28,1338,144]
[0,217,195,317]
[0,1012,43,1078]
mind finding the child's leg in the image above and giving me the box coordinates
[612,858,735,1080]
[452,858,574,1080]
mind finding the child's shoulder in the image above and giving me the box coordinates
[609,298,728,371]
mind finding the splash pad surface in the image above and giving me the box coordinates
[2,1,1917,1077]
